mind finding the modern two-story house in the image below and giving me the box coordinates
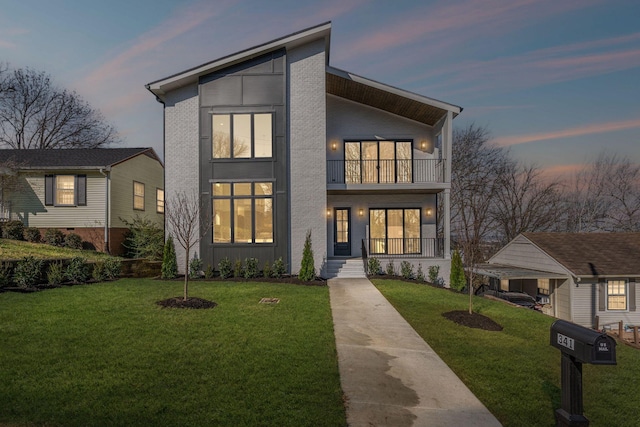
[146,22,461,280]
[0,148,164,254]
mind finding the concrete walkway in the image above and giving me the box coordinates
[329,278,502,427]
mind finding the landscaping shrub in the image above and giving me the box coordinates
[2,220,24,240]
[233,259,244,278]
[189,253,203,279]
[47,261,65,285]
[121,215,164,260]
[428,265,440,285]
[64,232,83,249]
[14,256,43,288]
[262,261,273,278]
[218,257,232,279]
[204,265,215,279]
[103,258,121,280]
[400,261,414,279]
[161,236,178,279]
[298,230,315,281]
[24,227,41,243]
[385,260,395,276]
[272,257,286,278]
[367,257,381,275]
[244,258,259,279]
[0,262,13,287]
[65,257,89,284]
[44,228,65,246]
[92,262,106,282]
[450,249,466,291]
[416,263,425,282]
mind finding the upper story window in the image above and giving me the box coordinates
[133,181,145,211]
[344,140,412,184]
[607,280,627,310]
[212,181,274,244]
[212,113,273,159]
[44,175,86,207]
[156,188,165,213]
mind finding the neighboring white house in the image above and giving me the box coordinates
[0,148,164,255]
[477,232,640,328]
[146,22,461,279]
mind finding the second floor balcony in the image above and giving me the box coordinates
[327,159,446,187]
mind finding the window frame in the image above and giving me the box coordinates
[606,279,628,311]
[156,188,164,214]
[133,181,145,211]
[368,207,422,255]
[44,174,86,207]
[211,180,274,245]
[344,140,414,184]
[211,112,274,160]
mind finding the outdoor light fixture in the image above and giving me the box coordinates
[426,208,433,216]
[327,209,331,217]
[421,141,427,150]
[331,141,337,151]
[359,208,364,217]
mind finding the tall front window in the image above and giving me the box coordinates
[212,113,273,159]
[369,208,421,255]
[212,181,273,244]
[345,140,412,184]
[607,280,627,310]
[56,175,75,206]
[133,181,145,210]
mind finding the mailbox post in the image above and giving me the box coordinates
[550,320,616,427]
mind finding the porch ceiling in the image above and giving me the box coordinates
[326,69,460,126]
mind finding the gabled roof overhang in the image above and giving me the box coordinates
[326,66,461,126]
[475,263,568,280]
[147,22,332,101]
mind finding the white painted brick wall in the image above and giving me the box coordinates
[164,83,199,274]
[288,39,327,275]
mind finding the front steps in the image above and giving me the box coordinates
[324,258,367,279]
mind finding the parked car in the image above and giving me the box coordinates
[479,289,542,311]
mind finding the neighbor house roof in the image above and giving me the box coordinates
[522,232,640,277]
[146,22,462,127]
[0,148,162,170]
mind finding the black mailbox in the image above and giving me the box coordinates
[550,319,616,365]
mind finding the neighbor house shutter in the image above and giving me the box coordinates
[630,278,636,312]
[44,175,54,206]
[598,279,606,311]
[76,175,87,206]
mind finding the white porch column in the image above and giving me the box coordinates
[443,189,451,259]
[443,111,453,259]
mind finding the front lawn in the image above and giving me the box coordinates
[373,279,640,427]
[0,238,113,261]
[0,279,346,426]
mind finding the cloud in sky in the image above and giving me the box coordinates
[0,27,29,49]
[493,118,640,147]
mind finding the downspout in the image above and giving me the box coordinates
[99,166,111,253]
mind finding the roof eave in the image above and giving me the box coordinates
[146,22,332,100]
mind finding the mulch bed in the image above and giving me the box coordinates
[442,310,503,331]
[156,297,218,309]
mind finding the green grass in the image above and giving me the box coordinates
[0,238,113,261]
[373,279,640,427]
[0,279,346,426]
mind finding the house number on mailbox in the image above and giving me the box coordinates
[557,333,575,350]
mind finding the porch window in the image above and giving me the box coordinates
[345,140,412,184]
[369,208,420,255]
[212,113,273,159]
[212,181,273,244]
[607,280,627,310]
[537,279,550,296]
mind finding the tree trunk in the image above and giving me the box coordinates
[184,247,190,301]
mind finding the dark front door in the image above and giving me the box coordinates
[334,208,351,256]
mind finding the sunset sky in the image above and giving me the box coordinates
[1,0,639,176]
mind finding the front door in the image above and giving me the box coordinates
[334,208,351,256]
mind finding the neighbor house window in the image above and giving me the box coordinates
[369,208,420,254]
[133,181,145,211]
[212,113,273,159]
[607,280,627,310]
[156,189,164,213]
[44,175,86,206]
[344,140,412,184]
[212,181,273,244]
[537,279,550,296]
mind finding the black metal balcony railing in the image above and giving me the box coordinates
[365,238,444,258]
[327,159,445,184]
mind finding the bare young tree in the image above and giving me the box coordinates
[164,190,211,301]
[0,66,117,149]
[492,161,565,243]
